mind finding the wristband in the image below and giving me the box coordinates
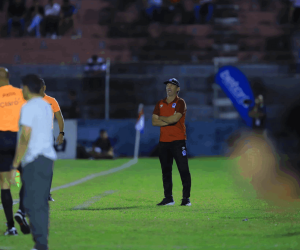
[60,132,65,136]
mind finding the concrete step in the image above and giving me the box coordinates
[213,57,238,65]
[219,112,239,119]
[212,44,239,52]
[215,4,239,10]
[214,17,239,25]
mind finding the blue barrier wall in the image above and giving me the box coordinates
[77,119,246,157]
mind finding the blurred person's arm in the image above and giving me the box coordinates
[159,112,182,124]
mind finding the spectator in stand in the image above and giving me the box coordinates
[194,0,214,24]
[59,0,76,36]
[165,0,184,24]
[84,55,106,76]
[44,0,60,39]
[248,94,267,135]
[68,90,80,119]
[7,0,26,37]
[145,0,162,22]
[89,129,114,160]
[27,0,44,38]
[0,0,5,11]
[289,0,300,25]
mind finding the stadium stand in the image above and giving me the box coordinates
[0,0,296,119]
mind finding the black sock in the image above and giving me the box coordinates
[1,189,14,228]
[19,184,25,214]
[49,170,53,195]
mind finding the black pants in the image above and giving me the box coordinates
[44,15,59,34]
[292,7,300,24]
[158,140,191,199]
[22,155,53,250]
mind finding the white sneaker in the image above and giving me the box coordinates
[4,226,18,236]
[51,34,57,39]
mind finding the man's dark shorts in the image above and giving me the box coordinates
[0,131,17,172]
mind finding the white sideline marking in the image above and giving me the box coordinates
[0,159,138,210]
[72,190,117,210]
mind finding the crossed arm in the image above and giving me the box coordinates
[152,113,183,127]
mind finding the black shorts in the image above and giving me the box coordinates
[0,131,17,172]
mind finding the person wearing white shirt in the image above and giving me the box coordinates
[44,0,61,39]
[10,74,57,250]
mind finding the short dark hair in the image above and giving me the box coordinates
[21,74,44,94]
[100,129,106,134]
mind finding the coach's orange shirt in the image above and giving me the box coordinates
[153,96,187,142]
[0,85,26,132]
[43,94,61,128]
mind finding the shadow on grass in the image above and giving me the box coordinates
[268,231,300,238]
[218,216,273,220]
[70,206,140,211]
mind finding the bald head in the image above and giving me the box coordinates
[0,67,9,78]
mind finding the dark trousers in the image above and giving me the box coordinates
[44,15,59,34]
[22,155,53,250]
[158,140,191,198]
[292,7,300,24]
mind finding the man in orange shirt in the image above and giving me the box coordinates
[0,67,30,235]
[152,78,192,206]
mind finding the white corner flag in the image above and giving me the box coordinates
[134,104,144,159]
[135,104,144,134]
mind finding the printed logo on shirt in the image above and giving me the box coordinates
[160,104,163,108]
[3,92,16,97]
[182,150,186,156]
[172,103,176,108]
[0,97,21,108]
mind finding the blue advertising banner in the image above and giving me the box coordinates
[215,66,255,127]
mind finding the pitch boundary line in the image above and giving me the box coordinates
[72,190,117,210]
[0,158,138,210]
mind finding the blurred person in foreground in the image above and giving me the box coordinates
[89,129,114,159]
[11,74,57,250]
[226,96,300,213]
[7,0,26,37]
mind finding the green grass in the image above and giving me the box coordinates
[1,157,300,250]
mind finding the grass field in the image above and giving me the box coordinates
[1,157,300,250]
